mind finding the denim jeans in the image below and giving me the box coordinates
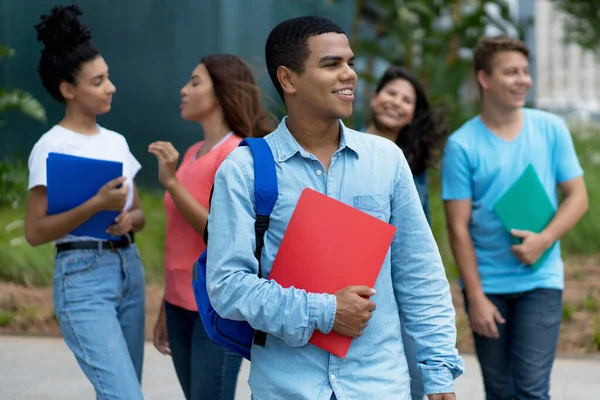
[463,288,562,400]
[165,301,243,400]
[53,245,146,400]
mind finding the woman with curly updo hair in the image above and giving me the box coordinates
[25,6,146,399]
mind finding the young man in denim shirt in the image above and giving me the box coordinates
[206,16,464,400]
[442,36,588,399]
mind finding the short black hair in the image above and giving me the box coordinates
[265,16,345,103]
[34,5,100,102]
[372,66,448,175]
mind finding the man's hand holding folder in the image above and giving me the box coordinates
[509,228,554,266]
[332,286,377,338]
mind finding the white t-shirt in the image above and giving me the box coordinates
[28,124,142,242]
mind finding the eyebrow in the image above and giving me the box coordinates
[319,55,356,64]
[89,73,106,81]
[190,74,200,81]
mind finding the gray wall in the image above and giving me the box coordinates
[0,0,355,186]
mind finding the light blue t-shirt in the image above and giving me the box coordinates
[441,108,583,294]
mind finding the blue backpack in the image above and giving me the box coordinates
[192,137,278,360]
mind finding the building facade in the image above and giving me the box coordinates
[523,0,600,123]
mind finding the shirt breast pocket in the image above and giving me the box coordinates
[353,194,390,221]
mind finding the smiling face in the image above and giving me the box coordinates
[61,55,115,115]
[370,78,416,132]
[478,50,532,110]
[281,32,358,121]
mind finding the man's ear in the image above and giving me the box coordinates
[476,70,490,91]
[59,81,76,101]
[277,66,298,96]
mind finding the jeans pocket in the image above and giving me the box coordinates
[539,289,563,329]
[55,250,99,281]
[128,244,141,260]
[353,194,390,220]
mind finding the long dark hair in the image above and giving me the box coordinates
[35,5,100,102]
[372,66,447,175]
[202,54,275,138]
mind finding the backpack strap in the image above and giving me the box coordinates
[238,138,277,347]
[197,138,277,350]
[202,137,277,254]
[239,138,278,279]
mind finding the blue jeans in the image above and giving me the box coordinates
[165,301,243,400]
[53,245,146,400]
[463,289,562,400]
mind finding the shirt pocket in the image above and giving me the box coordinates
[353,194,391,221]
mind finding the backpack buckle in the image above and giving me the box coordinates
[253,330,267,347]
[255,215,270,234]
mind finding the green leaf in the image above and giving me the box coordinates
[0,89,47,123]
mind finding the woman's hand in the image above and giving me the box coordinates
[106,211,133,236]
[153,302,171,356]
[148,141,180,189]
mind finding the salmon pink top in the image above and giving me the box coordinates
[164,133,242,311]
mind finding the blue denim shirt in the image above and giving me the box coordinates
[206,118,464,400]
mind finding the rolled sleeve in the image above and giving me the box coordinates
[206,153,336,347]
[422,367,462,395]
[310,292,336,334]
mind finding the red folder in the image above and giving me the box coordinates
[268,188,396,358]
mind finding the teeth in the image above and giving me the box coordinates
[334,89,353,95]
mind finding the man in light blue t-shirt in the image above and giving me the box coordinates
[442,36,588,399]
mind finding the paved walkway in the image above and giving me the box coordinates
[1,336,598,399]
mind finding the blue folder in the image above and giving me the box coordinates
[46,152,123,240]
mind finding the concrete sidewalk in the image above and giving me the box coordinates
[1,336,598,399]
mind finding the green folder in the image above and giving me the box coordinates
[492,164,556,271]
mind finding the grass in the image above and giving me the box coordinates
[428,171,459,279]
[561,129,600,257]
[562,303,574,322]
[583,292,599,312]
[0,187,166,286]
[0,311,14,327]
[1,128,600,287]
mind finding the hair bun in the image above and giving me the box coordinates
[34,5,92,51]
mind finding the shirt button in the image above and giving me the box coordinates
[330,374,336,381]
[316,170,323,176]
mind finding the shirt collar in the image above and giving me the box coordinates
[271,117,360,162]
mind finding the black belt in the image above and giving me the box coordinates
[55,233,135,254]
